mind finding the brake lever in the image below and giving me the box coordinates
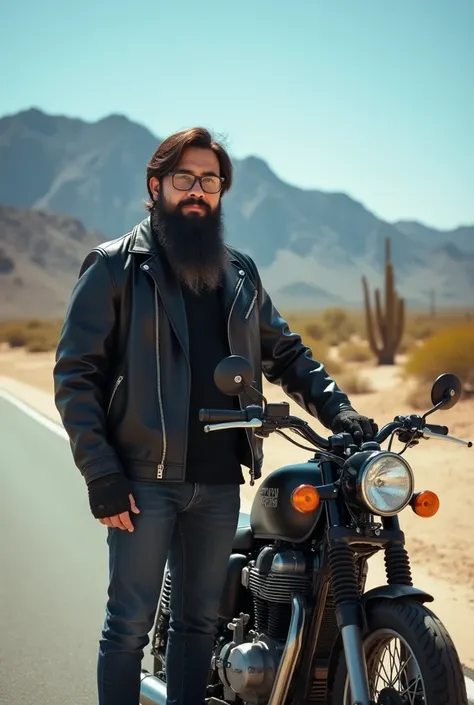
[204,418,263,433]
[421,427,473,447]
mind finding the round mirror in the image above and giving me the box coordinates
[430,373,462,410]
[214,355,255,396]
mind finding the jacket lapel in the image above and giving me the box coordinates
[128,219,247,360]
[129,218,189,362]
[221,254,246,321]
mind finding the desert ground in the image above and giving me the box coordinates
[1,345,473,668]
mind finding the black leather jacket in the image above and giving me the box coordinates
[53,216,355,486]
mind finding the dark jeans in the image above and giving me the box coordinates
[97,481,241,705]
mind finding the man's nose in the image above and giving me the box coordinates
[188,179,205,197]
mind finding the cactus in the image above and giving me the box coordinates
[362,238,405,365]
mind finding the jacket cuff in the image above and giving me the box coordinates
[319,401,356,429]
[81,456,125,485]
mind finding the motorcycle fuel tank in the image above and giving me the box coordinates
[250,460,325,543]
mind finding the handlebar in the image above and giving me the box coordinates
[199,406,471,453]
[199,409,246,423]
[425,424,449,436]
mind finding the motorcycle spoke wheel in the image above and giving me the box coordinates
[343,629,425,703]
[329,599,468,705]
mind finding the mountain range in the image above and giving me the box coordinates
[0,107,472,318]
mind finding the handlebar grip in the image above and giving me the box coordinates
[199,409,245,423]
[425,423,449,435]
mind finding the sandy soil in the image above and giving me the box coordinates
[1,347,473,667]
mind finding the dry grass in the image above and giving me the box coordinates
[337,370,374,395]
[404,322,474,390]
[1,306,472,369]
[0,318,63,353]
[338,341,374,363]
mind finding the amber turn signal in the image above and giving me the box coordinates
[411,490,440,518]
[291,484,320,513]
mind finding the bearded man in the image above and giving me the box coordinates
[53,127,378,705]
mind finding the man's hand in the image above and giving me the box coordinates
[99,493,140,531]
[330,409,379,444]
[87,472,140,532]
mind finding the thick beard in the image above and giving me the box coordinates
[150,192,229,295]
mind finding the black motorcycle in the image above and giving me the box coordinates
[140,355,472,705]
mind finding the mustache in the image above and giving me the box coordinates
[179,197,211,212]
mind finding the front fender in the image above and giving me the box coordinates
[326,584,434,694]
[362,584,434,607]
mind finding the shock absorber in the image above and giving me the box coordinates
[384,543,413,586]
[329,542,359,604]
[328,541,364,630]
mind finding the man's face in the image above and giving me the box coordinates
[148,146,228,294]
[149,147,222,216]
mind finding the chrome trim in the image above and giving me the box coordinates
[341,624,371,704]
[359,451,414,516]
[204,418,263,433]
[139,669,167,705]
[267,594,305,705]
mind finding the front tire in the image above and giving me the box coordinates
[330,598,468,704]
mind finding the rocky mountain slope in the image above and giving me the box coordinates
[0,107,472,314]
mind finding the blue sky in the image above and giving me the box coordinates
[1,0,472,229]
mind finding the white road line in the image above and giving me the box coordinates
[466,676,474,704]
[0,383,473,701]
[0,386,68,440]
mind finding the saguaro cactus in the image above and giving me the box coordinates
[362,238,405,365]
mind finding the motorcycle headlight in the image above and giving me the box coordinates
[358,452,414,516]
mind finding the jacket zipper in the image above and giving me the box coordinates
[227,270,256,486]
[155,288,167,479]
[107,374,124,415]
[244,289,258,320]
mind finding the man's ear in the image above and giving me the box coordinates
[149,176,160,199]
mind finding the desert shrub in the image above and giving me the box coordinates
[397,335,417,355]
[305,322,325,341]
[339,341,373,363]
[25,319,43,330]
[0,318,63,351]
[322,307,355,345]
[26,337,55,353]
[404,323,474,389]
[404,381,432,410]
[5,327,28,348]
[412,323,435,340]
[337,371,374,395]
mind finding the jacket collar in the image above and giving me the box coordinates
[128,217,246,360]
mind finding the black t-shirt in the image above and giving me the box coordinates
[181,283,245,484]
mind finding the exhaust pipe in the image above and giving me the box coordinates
[140,669,167,705]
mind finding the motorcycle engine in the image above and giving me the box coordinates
[215,545,315,704]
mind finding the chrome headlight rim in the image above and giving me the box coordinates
[358,451,414,516]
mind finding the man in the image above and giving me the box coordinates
[53,127,378,705]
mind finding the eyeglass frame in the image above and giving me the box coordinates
[167,171,225,194]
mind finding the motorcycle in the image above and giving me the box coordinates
[140,354,472,705]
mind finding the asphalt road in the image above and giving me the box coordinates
[0,392,153,705]
[1,390,473,705]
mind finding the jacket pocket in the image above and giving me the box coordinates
[107,371,125,416]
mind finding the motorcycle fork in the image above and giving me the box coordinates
[322,460,373,705]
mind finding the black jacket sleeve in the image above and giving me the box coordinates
[53,249,124,485]
[243,254,355,429]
